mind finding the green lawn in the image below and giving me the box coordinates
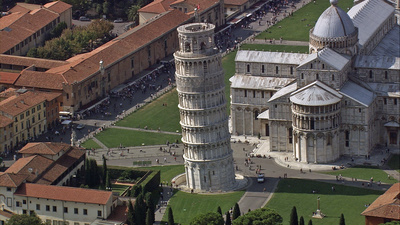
[321,165,397,184]
[94,128,181,148]
[111,183,130,195]
[140,164,185,184]
[387,154,400,173]
[222,50,238,112]
[81,138,102,149]
[266,178,383,225]
[240,44,309,53]
[115,89,181,132]
[257,0,353,41]
[163,190,245,225]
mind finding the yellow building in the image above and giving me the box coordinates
[0,89,47,150]
[0,115,13,154]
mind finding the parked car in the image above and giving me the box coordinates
[79,16,90,21]
[257,174,265,183]
[76,124,86,130]
[114,18,123,23]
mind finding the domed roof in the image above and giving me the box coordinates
[312,0,356,38]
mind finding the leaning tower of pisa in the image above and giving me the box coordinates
[174,23,236,191]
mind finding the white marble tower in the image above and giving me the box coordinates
[174,23,236,191]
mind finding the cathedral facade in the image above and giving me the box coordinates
[230,0,400,163]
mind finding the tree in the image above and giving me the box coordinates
[105,171,111,190]
[217,206,222,215]
[189,212,224,225]
[380,222,400,225]
[133,194,146,225]
[308,220,313,225]
[300,216,305,225]
[290,206,299,225]
[232,208,282,225]
[339,213,345,225]
[6,213,44,225]
[145,207,154,225]
[126,4,140,23]
[126,200,134,225]
[232,203,241,220]
[168,207,175,225]
[102,154,107,184]
[225,212,232,225]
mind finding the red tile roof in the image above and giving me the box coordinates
[362,183,400,220]
[0,54,68,69]
[0,8,59,53]
[170,0,220,13]
[5,155,54,183]
[0,115,13,128]
[14,70,66,90]
[0,172,28,188]
[14,183,113,205]
[44,1,72,14]
[138,0,176,13]
[19,142,71,155]
[35,147,85,185]
[0,90,47,116]
[0,72,20,85]
[224,0,248,6]
[106,205,129,223]
[43,9,190,86]
[0,209,14,219]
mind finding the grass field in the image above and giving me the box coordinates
[162,190,245,224]
[94,128,181,148]
[388,154,400,172]
[321,165,398,184]
[115,89,181,132]
[266,178,383,225]
[81,139,101,149]
[140,164,185,184]
[222,50,238,112]
[240,44,309,53]
[257,0,353,41]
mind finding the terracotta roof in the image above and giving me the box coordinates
[0,172,28,188]
[43,9,190,85]
[19,142,71,155]
[14,3,41,11]
[0,54,68,69]
[138,0,175,13]
[14,70,66,90]
[0,8,59,53]
[0,209,14,219]
[0,88,18,100]
[224,0,248,6]
[35,147,85,185]
[5,155,54,183]
[362,183,400,220]
[0,72,20,85]
[0,90,47,116]
[170,0,220,13]
[8,5,31,14]
[106,205,129,222]
[14,183,113,205]
[44,1,72,14]
[0,115,13,128]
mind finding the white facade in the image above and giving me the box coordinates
[174,23,236,191]
[230,0,400,163]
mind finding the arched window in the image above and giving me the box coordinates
[301,73,304,79]
[290,66,293,75]
[185,42,191,52]
[310,63,313,69]
[254,110,259,120]
[322,64,325,69]
[316,74,319,80]
[332,74,335,81]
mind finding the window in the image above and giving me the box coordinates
[6,187,11,192]
[23,210,27,214]
[369,70,373,78]
[74,208,78,214]
[301,73,304,79]
[36,204,40,210]
[327,135,332,145]
[131,57,134,69]
[37,105,41,110]
[32,116,35,123]
[83,209,88,215]
[16,202,21,207]
[275,66,279,74]
[98,210,102,217]
[322,64,325,69]
[254,110,259,120]
[244,90,247,97]
[20,114,24,120]
[261,91,265,98]
[32,108,35,113]
[108,72,111,82]
[384,98,387,105]
[385,71,388,79]
[332,74,335,81]
[288,128,293,144]
[23,200,26,204]
[64,207,68,213]
[53,206,57,212]
[290,66,293,75]
[46,205,50,211]
[253,90,256,98]
[246,64,250,73]
[316,74,319,80]
[345,131,350,147]
[261,65,265,73]
[310,63,313,69]
[26,111,30,116]
[395,99,397,105]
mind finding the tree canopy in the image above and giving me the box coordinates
[6,213,44,225]
[189,212,224,225]
[232,208,283,225]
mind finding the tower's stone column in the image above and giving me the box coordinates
[174,23,236,191]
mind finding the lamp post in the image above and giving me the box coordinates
[312,196,325,218]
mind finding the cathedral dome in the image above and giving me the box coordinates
[312,0,356,38]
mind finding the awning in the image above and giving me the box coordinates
[62,120,72,125]
[384,121,400,127]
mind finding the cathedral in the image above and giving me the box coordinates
[230,0,400,163]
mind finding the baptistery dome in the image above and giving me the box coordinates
[309,0,359,56]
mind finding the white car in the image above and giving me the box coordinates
[114,18,123,23]
[76,124,86,130]
[257,174,265,183]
